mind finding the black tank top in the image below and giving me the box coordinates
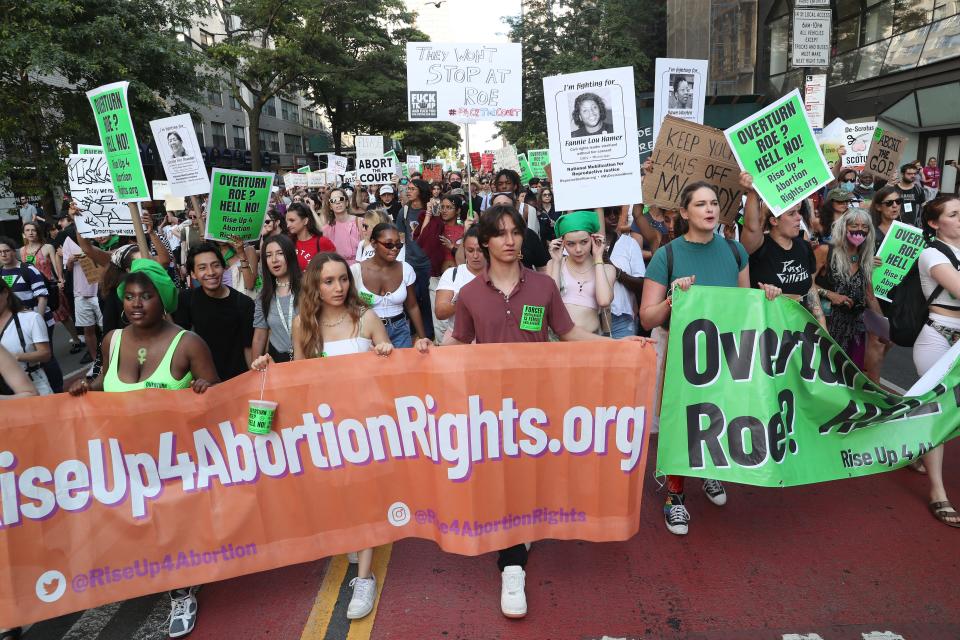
[748,235,815,296]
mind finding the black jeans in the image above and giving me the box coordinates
[413,267,434,341]
[497,544,528,571]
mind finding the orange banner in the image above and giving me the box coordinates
[0,342,654,628]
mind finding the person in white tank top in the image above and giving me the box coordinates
[250,252,431,618]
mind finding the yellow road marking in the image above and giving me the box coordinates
[300,554,349,640]
[345,544,394,640]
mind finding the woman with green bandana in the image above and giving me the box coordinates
[546,210,617,334]
[69,258,219,639]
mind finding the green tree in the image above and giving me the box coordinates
[393,122,461,159]
[498,0,665,149]
[0,0,207,208]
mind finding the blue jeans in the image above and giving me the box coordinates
[384,316,413,348]
[610,313,636,339]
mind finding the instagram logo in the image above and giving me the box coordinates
[387,502,410,527]
[35,570,67,603]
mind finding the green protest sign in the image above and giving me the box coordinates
[78,144,103,155]
[657,286,960,486]
[205,168,274,242]
[724,89,831,216]
[383,150,407,177]
[527,149,550,179]
[86,82,150,202]
[297,165,311,174]
[518,153,533,185]
[872,221,925,302]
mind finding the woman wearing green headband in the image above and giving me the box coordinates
[546,210,617,334]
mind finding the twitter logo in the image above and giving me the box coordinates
[35,570,66,603]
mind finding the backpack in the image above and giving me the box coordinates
[888,239,960,347]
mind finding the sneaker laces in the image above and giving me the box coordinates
[703,479,724,496]
[665,503,690,525]
[349,577,375,600]
[503,572,524,593]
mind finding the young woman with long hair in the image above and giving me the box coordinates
[863,185,903,382]
[20,220,79,348]
[286,202,335,271]
[322,187,361,264]
[252,234,302,363]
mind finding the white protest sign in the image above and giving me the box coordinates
[405,42,522,122]
[818,118,847,144]
[65,154,134,237]
[652,58,708,145]
[152,180,171,201]
[842,122,878,170]
[283,173,307,189]
[543,66,642,211]
[356,158,396,184]
[493,145,520,172]
[406,154,421,173]
[164,195,186,212]
[356,136,383,160]
[804,74,827,132]
[327,154,348,175]
[792,8,831,68]
[149,114,211,197]
[307,171,330,188]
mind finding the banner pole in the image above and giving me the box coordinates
[464,123,474,220]
[128,202,150,257]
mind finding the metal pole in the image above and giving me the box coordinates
[464,122,474,219]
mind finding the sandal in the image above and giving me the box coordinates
[929,501,960,528]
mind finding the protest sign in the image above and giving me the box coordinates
[77,144,103,155]
[792,8,831,67]
[841,122,877,170]
[356,157,396,184]
[327,154,348,175]
[543,66,642,211]
[383,150,405,177]
[637,126,654,162]
[518,153,533,184]
[804,74,827,132]
[493,145,520,172]
[148,114,211,197]
[643,116,746,224]
[422,163,443,183]
[724,90,831,216]
[469,152,481,171]
[296,165,311,174]
[307,171,330,188]
[405,42,522,122]
[205,168,273,242]
[87,81,150,202]
[407,154,422,174]
[657,286,960,486]
[78,254,105,285]
[65,154,134,237]
[652,58,708,144]
[527,149,550,179]
[872,221,925,301]
[164,195,186,212]
[151,180,170,201]
[282,173,307,189]
[862,126,907,182]
[356,136,383,160]
[481,153,494,173]
[0,342,654,628]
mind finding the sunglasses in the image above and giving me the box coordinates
[329,196,346,204]
[881,198,902,206]
[377,241,403,251]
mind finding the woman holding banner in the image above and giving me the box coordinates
[252,235,301,363]
[814,208,882,369]
[322,188,362,265]
[640,181,781,536]
[69,259,219,639]
[914,195,960,527]
[252,252,429,618]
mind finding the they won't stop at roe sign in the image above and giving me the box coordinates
[0,343,653,628]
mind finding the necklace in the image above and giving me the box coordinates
[322,312,348,327]
[276,280,290,288]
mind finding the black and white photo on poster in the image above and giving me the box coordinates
[652,58,708,144]
[148,114,211,197]
[569,89,615,137]
[667,73,695,109]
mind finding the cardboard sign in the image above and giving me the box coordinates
[149,114,211,197]
[644,117,746,223]
[151,180,171,201]
[356,157,396,184]
[862,127,907,182]
[872,221,925,301]
[543,66,642,211]
[355,136,383,160]
[86,81,150,202]
[527,150,550,179]
[724,90,832,216]
[652,58,708,144]
[78,254,105,284]
[405,42,522,122]
[841,122,877,170]
[65,154,134,237]
[493,145,520,172]
[327,154,348,175]
[205,168,274,242]
[422,163,443,183]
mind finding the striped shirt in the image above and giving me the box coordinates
[0,263,54,327]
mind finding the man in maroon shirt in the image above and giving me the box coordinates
[443,204,648,618]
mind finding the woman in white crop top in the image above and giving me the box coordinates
[350,222,428,348]
[914,195,960,528]
[251,252,430,620]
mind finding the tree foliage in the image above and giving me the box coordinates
[498,0,665,149]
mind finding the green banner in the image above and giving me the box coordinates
[518,153,533,185]
[205,168,274,242]
[724,89,831,216]
[657,286,960,486]
[77,144,104,155]
[297,165,311,174]
[383,150,407,178]
[872,221,925,302]
[86,81,150,202]
[527,149,550,179]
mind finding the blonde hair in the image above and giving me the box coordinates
[828,207,875,284]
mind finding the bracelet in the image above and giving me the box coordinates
[594,261,604,266]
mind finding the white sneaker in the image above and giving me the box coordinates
[500,565,527,618]
[702,479,727,506]
[347,552,359,564]
[168,587,198,637]
[664,494,690,536]
[346,575,377,620]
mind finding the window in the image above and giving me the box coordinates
[836,15,862,52]
[933,0,960,19]
[284,133,303,155]
[281,100,299,123]
[884,24,931,71]
[864,2,895,42]
[199,29,215,47]
[208,82,222,107]
[768,14,789,75]
[895,0,934,33]
[211,122,227,149]
[264,97,277,118]
[232,125,246,150]
[919,13,960,64]
[193,118,205,146]
[303,110,314,129]
[229,84,242,110]
[259,129,280,153]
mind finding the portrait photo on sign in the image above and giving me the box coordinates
[166,131,191,159]
[668,74,695,109]
[568,89,616,138]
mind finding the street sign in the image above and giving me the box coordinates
[792,8,831,68]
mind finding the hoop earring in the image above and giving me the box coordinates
[120,310,128,324]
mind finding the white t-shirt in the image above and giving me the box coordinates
[351,261,416,318]
[918,242,960,308]
[609,235,646,317]
[0,311,51,393]
[434,265,478,338]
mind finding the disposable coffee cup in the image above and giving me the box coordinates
[248,400,278,435]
